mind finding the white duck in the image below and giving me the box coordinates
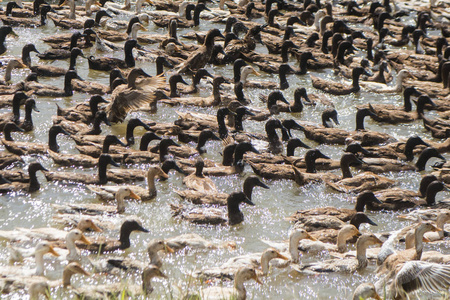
[360,70,412,93]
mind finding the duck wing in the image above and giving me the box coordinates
[106,76,165,123]
[394,261,450,295]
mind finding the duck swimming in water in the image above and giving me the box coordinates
[311,67,370,95]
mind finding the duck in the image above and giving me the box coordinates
[0,92,29,131]
[1,123,70,155]
[287,191,382,225]
[53,229,92,262]
[37,32,86,60]
[55,187,141,217]
[72,265,167,299]
[292,233,383,274]
[43,154,119,185]
[0,242,59,277]
[195,247,288,281]
[176,175,268,206]
[88,39,140,71]
[311,67,370,95]
[89,238,173,274]
[361,70,412,93]
[176,28,225,73]
[29,47,85,77]
[56,94,108,124]
[183,157,217,193]
[171,191,254,225]
[0,26,17,55]
[17,98,39,132]
[106,68,165,123]
[23,70,80,97]
[197,267,261,300]
[153,3,209,28]
[377,221,441,276]
[87,166,169,201]
[1,4,54,27]
[0,162,47,193]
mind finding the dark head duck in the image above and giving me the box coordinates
[227,191,254,226]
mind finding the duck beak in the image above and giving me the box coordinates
[243,196,255,206]
[253,274,262,285]
[367,217,378,226]
[305,232,317,241]
[422,236,431,243]
[157,269,168,278]
[257,180,270,189]
[159,170,169,179]
[252,69,261,76]
[95,1,102,5]
[276,252,289,260]
[432,225,442,232]
[90,222,103,232]
[109,158,120,167]
[164,244,174,253]
[59,0,67,6]
[9,30,18,37]
[374,236,383,245]
[48,245,60,257]
[79,234,92,245]
[211,133,221,141]
[129,190,141,200]
[311,55,318,62]
[18,61,27,68]
[138,224,150,233]
[140,25,148,32]
[354,230,362,237]
[77,267,92,276]
[373,292,382,300]
[32,104,40,112]
[145,0,153,4]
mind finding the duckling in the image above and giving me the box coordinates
[176,28,225,73]
[0,26,17,55]
[293,233,383,274]
[183,157,217,193]
[176,175,268,206]
[43,154,119,185]
[1,123,70,155]
[88,39,140,71]
[87,166,168,201]
[0,162,47,193]
[361,69,412,93]
[171,191,254,225]
[311,67,370,95]
[106,68,165,123]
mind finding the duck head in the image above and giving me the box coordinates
[48,125,70,152]
[142,265,168,295]
[243,175,269,200]
[161,159,187,177]
[419,174,438,197]
[169,74,188,97]
[305,149,330,173]
[322,109,339,128]
[286,138,310,156]
[281,119,303,141]
[355,192,382,212]
[350,212,378,228]
[139,132,162,151]
[416,147,445,171]
[119,220,149,249]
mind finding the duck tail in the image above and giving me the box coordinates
[169,203,183,216]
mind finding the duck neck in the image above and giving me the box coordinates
[416,98,427,115]
[116,193,126,213]
[234,113,244,132]
[218,114,228,139]
[62,268,75,288]
[64,75,74,97]
[425,186,438,205]
[352,71,362,91]
[279,69,289,89]
[212,80,222,106]
[336,230,350,253]
[299,56,309,74]
[98,160,108,184]
[28,168,41,192]
[193,8,202,27]
[90,116,103,135]
[340,158,353,179]
[292,91,303,112]
[148,248,162,267]
[356,240,368,269]
[156,59,164,76]
[436,216,447,238]
[159,143,170,163]
[289,236,300,263]
[355,110,367,131]
[65,236,78,258]
[125,124,138,146]
[169,80,179,98]
[260,254,271,275]
[12,96,21,123]
[35,252,45,276]
[414,227,426,259]
[321,34,329,54]
[367,40,373,61]
[227,201,243,223]
[68,52,79,71]
[305,156,317,173]
[147,171,157,197]
[233,275,247,300]
[48,129,60,152]
[124,44,135,68]
[243,181,255,201]
[23,102,34,128]
[4,62,15,82]
[119,228,132,249]
[403,91,413,112]
[40,9,48,26]
[280,43,290,63]
[68,0,76,19]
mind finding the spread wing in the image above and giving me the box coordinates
[395,261,450,295]
[106,76,165,123]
